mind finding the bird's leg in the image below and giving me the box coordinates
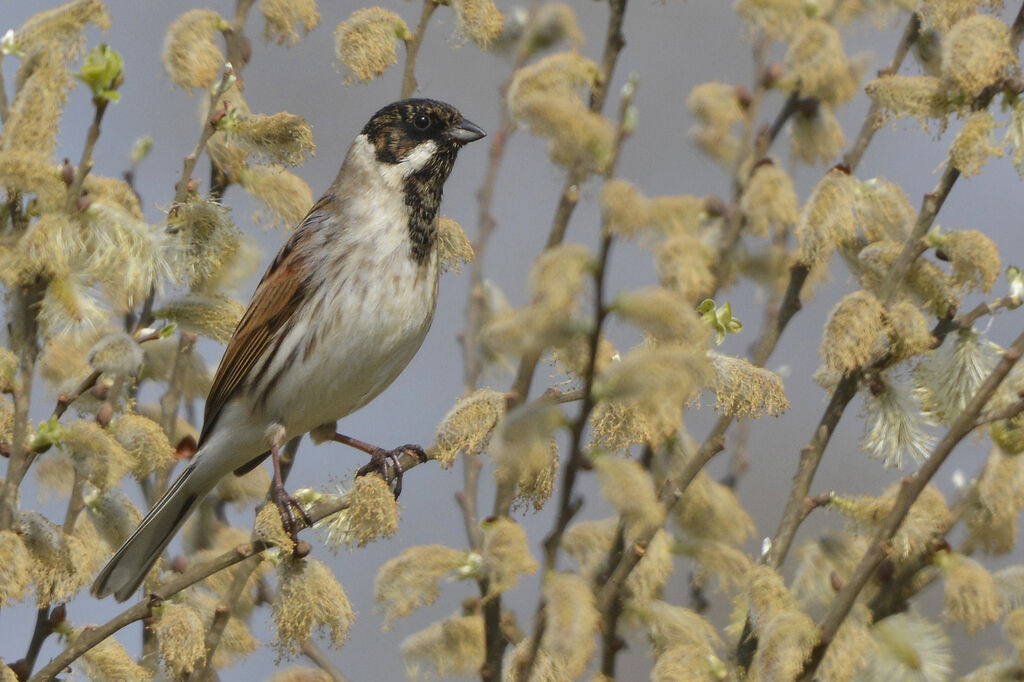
[318,427,427,498]
[267,426,311,548]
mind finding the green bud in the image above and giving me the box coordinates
[1007,265,1023,309]
[130,136,153,165]
[159,323,177,338]
[1,29,19,57]
[31,416,64,453]
[699,299,743,345]
[76,44,124,102]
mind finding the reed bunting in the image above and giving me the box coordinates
[92,99,485,601]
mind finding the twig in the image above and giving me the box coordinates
[0,282,44,532]
[52,370,102,422]
[975,396,1024,427]
[455,454,484,551]
[187,556,262,682]
[542,0,627,252]
[302,638,348,682]
[842,12,920,171]
[64,98,108,214]
[799,328,1024,679]
[0,66,9,124]
[518,79,637,680]
[29,449,430,682]
[463,0,541,395]
[173,66,235,204]
[400,0,438,99]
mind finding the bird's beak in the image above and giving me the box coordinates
[449,118,486,144]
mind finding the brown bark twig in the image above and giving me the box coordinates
[799,328,1024,679]
[29,449,430,682]
[400,0,438,99]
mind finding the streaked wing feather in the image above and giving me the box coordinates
[198,196,336,445]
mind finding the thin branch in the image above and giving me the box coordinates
[400,0,438,99]
[515,75,638,681]
[302,638,349,682]
[29,450,431,682]
[0,64,9,124]
[975,395,1024,427]
[173,66,235,204]
[842,12,920,170]
[0,282,44,532]
[187,555,262,682]
[800,328,1024,679]
[64,98,108,214]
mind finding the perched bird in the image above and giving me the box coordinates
[92,99,485,601]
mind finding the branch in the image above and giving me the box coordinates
[516,76,638,681]
[173,66,235,204]
[64,97,108,214]
[502,0,629,437]
[400,0,438,99]
[842,12,920,170]
[29,450,431,682]
[302,638,349,682]
[800,328,1024,679]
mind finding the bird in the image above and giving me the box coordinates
[91,98,485,601]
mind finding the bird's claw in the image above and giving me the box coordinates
[271,482,312,550]
[356,444,426,498]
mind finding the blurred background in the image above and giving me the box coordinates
[2,0,1022,678]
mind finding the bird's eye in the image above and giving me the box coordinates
[413,113,431,130]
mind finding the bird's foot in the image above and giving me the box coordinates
[271,481,312,549]
[356,444,428,498]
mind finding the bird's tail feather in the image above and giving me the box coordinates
[91,461,203,602]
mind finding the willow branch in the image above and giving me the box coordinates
[29,450,430,682]
[187,555,262,682]
[173,67,235,203]
[800,328,1024,679]
[302,639,349,681]
[400,0,438,99]
[505,0,628,418]
[842,12,920,170]
[0,283,44,532]
[64,97,108,214]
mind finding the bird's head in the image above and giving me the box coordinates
[360,98,486,183]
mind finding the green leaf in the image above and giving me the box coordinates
[75,44,124,102]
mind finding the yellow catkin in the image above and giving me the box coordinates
[791,103,846,165]
[451,0,504,49]
[437,216,474,273]
[375,545,467,628]
[942,14,1017,99]
[3,45,71,156]
[820,290,887,373]
[741,163,800,237]
[431,388,505,467]
[260,0,320,46]
[153,602,207,676]
[944,228,1001,294]
[162,9,227,93]
[321,474,398,550]
[401,614,486,679]
[481,518,538,596]
[865,75,952,129]
[795,168,857,265]
[709,352,789,418]
[779,20,858,104]
[273,558,354,660]
[334,7,410,83]
[948,111,1003,177]
[940,553,1002,634]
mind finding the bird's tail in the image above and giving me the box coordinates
[91,460,205,602]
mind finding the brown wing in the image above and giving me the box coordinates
[198,195,335,445]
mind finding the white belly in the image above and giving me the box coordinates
[259,248,438,438]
